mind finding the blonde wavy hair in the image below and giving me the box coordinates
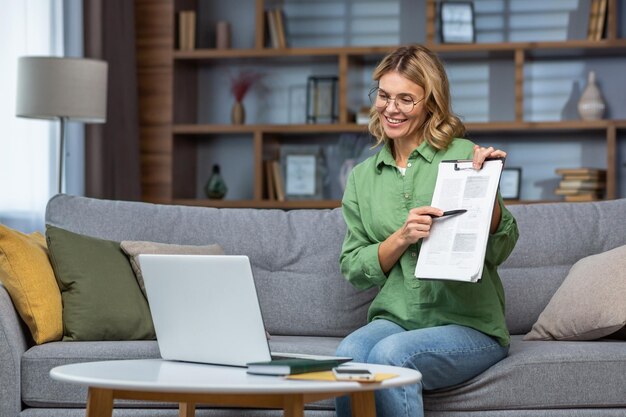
[368,44,466,150]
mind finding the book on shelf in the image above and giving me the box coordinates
[246,358,348,376]
[558,179,606,190]
[266,9,279,48]
[271,160,286,202]
[555,187,604,197]
[264,160,276,200]
[587,0,599,40]
[558,173,606,181]
[273,8,287,48]
[595,0,608,41]
[564,193,603,202]
[587,0,607,41]
[555,167,606,176]
[555,188,587,196]
[178,10,196,50]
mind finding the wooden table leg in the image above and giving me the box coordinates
[179,402,196,417]
[350,391,376,417]
[283,394,304,417]
[85,387,113,417]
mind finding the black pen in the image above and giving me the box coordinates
[429,209,467,218]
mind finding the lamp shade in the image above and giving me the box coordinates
[16,57,108,123]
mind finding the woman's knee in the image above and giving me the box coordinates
[336,335,369,362]
[367,338,406,367]
[336,320,403,363]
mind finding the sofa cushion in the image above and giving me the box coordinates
[120,240,225,297]
[21,335,341,410]
[423,335,626,412]
[0,224,62,344]
[524,244,626,341]
[46,226,155,341]
[21,340,160,407]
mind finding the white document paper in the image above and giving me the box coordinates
[414,159,504,282]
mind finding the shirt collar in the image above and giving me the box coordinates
[375,140,438,173]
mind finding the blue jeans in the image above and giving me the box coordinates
[334,319,508,417]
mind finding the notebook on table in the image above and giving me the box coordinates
[138,254,351,367]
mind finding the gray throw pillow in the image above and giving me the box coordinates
[120,240,225,298]
[524,244,626,341]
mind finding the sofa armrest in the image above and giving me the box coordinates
[0,284,30,417]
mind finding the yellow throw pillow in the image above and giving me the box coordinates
[0,224,63,344]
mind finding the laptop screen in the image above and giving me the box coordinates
[139,254,273,366]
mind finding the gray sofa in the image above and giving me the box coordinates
[2,194,626,417]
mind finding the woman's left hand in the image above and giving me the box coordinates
[472,145,507,170]
[472,144,507,233]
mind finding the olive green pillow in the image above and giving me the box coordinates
[46,225,155,341]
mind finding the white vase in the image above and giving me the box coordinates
[577,71,606,120]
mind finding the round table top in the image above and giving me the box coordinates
[50,359,421,394]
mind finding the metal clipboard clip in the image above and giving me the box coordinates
[444,157,506,171]
[453,160,474,171]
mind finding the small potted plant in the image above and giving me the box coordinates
[229,70,263,124]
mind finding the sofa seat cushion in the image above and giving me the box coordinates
[424,335,626,412]
[22,336,343,410]
[22,341,160,407]
[267,335,343,357]
[270,335,344,410]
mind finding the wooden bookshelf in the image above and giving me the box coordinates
[135,0,625,207]
[172,199,341,209]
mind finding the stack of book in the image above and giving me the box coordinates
[266,8,287,48]
[178,10,196,50]
[554,168,606,202]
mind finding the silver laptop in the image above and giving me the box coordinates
[138,254,350,367]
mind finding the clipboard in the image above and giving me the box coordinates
[414,158,504,282]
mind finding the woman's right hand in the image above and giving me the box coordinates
[378,205,443,274]
[399,206,444,245]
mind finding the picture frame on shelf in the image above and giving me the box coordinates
[280,145,324,200]
[439,1,475,44]
[306,76,339,124]
[500,168,522,200]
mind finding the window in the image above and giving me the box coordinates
[0,1,63,232]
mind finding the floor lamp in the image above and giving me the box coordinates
[15,57,108,194]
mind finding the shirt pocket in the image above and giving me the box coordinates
[414,192,433,209]
[406,277,443,306]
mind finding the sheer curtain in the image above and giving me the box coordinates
[0,1,64,233]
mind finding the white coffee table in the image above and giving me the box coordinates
[50,359,421,417]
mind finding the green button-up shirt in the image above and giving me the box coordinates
[340,138,519,346]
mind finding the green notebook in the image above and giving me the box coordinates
[246,358,350,376]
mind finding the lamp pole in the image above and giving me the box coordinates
[58,116,67,194]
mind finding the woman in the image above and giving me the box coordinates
[336,44,519,417]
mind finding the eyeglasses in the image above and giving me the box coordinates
[368,87,424,113]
